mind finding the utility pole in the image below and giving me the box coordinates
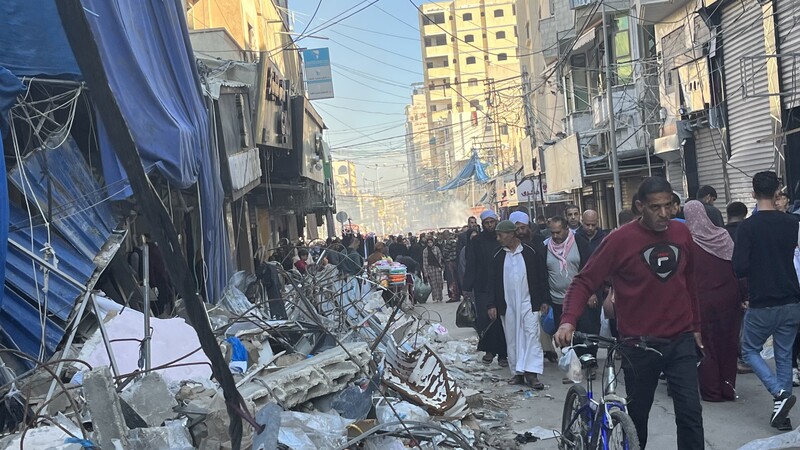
[522,66,542,217]
[602,2,623,216]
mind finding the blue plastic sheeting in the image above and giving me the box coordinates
[0,1,81,80]
[437,151,492,191]
[8,137,117,261]
[0,69,22,308]
[0,286,62,367]
[81,0,230,300]
[6,206,94,321]
[0,0,231,301]
[0,67,25,134]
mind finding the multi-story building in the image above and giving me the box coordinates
[516,0,662,226]
[417,0,526,187]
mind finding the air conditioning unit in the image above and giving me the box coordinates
[570,0,596,9]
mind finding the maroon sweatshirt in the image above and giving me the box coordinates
[561,220,700,339]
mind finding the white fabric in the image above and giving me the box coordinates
[500,244,544,375]
[509,211,529,224]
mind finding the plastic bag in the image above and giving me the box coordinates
[540,307,556,335]
[277,411,353,450]
[455,296,476,328]
[376,399,430,431]
[599,307,612,338]
[738,426,800,450]
[413,275,432,304]
[427,323,450,342]
[559,348,584,383]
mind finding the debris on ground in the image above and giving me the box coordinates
[0,260,540,449]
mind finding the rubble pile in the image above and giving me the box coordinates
[0,263,539,449]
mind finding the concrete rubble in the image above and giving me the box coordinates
[0,265,508,450]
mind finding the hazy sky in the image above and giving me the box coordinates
[290,0,425,196]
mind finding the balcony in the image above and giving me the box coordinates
[427,66,452,79]
[539,16,559,64]
[573,0,627,30]
[428,88,452,101]
[424,44,450,59]
[591,85,638,128]
[633,0,693,22]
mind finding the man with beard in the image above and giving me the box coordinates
[464,210,507,367]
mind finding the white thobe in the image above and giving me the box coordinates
[500,244,544,375]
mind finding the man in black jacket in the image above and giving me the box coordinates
[488,220,550,388]
[464,210,507,366]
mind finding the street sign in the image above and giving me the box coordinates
[303,48,334,100]
[336,211,348,223]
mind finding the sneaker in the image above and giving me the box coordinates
[793,369,800,387]
[737,361,753,374]
[773,416,793,431]
[771,390,796,428]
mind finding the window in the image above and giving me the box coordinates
[447,103,453,110]
[494,9,504,17]
[512,4,516,15]
[497,53,508,61]
[468,78,479,87]
[466,56,476,64]
[424,35,448,47]
[423,12,445,25]
[613,16,633,84]
[426,61,434,69]
[499,124,509,135]
[463,12,472,21]
[496,31,506,39]
[337,165,349,175]
[470,99,480,108]
[431,105,438,112]
[465,34,475,43]
[525,22,530,39]
[569,54,590,112]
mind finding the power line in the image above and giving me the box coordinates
[337,22,420,41]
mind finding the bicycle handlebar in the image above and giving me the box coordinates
[572,332,665,356]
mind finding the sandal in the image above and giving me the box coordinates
[524,374,545,390]
[498,357,509,368]
[507,375,525,385]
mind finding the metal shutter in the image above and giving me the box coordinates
[694,126,728,205]
[666,159,685,198]
[722,1,776,205]
[777,0,800,109]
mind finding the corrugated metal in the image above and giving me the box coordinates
[5,206,93,321]
[777,0,800,109]
[2,136,119,365]
[694,126,729,208]
[722,1,775,205]
[1,286,62,363]
[8,137,117,261]
[666,160,685,198]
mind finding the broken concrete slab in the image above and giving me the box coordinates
[83,366,128,449]
[119,372,178,427]
[127,420,193,450]
[189,392,255,450]
[237,342,371,409]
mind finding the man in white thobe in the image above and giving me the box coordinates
[488,220,550,389]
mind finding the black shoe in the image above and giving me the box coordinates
[771,390,796,428]
[772,416,793,431]
[544,351,558,363]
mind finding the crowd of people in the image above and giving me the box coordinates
[259,172,800,449]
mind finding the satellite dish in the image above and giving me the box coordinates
[336,211,349,223]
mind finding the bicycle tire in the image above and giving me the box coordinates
[560,385,589,450]
[602,410,640,450]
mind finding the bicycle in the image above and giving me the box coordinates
[558,331,662,450]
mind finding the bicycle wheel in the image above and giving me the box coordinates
[602,410,640,450]
[560,385,589,450]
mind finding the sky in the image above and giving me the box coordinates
[289,0,425,196]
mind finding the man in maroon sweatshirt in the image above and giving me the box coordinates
[555,177,704,450]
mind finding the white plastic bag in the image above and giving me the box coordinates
[376,399,430,431]
[599,308,612,338]
[558,348,584,383]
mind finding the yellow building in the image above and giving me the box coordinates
[418,0,525,183]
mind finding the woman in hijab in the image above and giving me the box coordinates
[684,200,742,402]
[423,237,445,302]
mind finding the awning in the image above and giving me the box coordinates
[437,151,491,191]
[0,0,231,301]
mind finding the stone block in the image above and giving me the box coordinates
[83,366,128,449]
[238,342,371,409]
[119,372,178,427]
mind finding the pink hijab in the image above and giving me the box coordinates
[683,200,734,260]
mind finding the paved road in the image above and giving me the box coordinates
[415,299,800,449]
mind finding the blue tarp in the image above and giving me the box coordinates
[0,69,23,308]
[0,0,231,301]
[437,151,492,191]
